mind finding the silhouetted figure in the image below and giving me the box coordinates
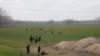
[41,50,48,56]
[35,38,38,43]
[38,46,41,56]
[39,28,43,31]
[30,36,33,43]
[59,32,63,35]
[50,28,54,34]
[37,35,41,42]
[41,51,45,56]
[51,31,54,34]
[26,44,30,54]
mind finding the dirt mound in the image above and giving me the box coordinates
[74,37,98,50]
[84,43,100,55]
[53,37,98,50]
[53,37,100,55]
[53,41,75,50]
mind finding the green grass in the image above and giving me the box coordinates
[0,24,100,47]
[0,46,36,56]
[0,24,100,56]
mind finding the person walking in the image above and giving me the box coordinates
[37,46,41,56]
[26,44,30,54]
[30,36,33,43]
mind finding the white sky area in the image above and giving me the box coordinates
[0,0,100,21]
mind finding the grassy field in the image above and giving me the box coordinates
[0,46,36,56]
[0,24,100,56]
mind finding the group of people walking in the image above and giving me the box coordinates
[26,35,47,56]
[25,27,63,56]
[26,45,46,56]
[30,35,41,43]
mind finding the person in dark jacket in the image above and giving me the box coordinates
[37,46,41,56]
[37,35,41,42]
[26,44,30,54]
[41,50,48,56]
[35,37,38,43]
[30,36,33,43]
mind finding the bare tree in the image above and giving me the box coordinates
[0,7,13,26]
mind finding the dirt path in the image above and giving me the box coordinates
[0,44,98,56]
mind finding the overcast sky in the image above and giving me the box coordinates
[0,0,100,21]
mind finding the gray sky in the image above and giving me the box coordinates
[0,0,100,21]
